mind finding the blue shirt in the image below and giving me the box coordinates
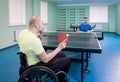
[78,23,92,32]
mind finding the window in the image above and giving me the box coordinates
[89,6,108,23]
[9,0,26,26]
[40,1,48,24]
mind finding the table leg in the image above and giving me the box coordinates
[88,53,91,58]
[81,52,84,82]
[86,52,89,69]
[84,52,90,74]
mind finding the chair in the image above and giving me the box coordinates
[17,52,69,82]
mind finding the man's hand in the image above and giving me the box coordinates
[76,28,80,32]
[57,41,67,50]
[37,34,42,40]
[87,30,93,32]
[87,30,91,32]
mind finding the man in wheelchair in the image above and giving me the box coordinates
[18,16,71,82]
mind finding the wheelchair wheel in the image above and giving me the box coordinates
[18,66,59,82]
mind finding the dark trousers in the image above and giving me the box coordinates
[36,53,71,73]
[36,53,71,81]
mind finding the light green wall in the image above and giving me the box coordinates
[0,0,118,49]
[0,0,58,49]
[48,2,59,31]
[90,5,116,32]
[33,0,40,16]
[116,3,120,34]
[108,5,116,32]
[58,6,89,30]
[0,0,33,49]
[58,5,116,32]
[32,0,59,31]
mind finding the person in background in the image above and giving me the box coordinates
[76,17,93,32]
[18,16,71,82]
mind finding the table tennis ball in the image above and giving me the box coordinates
[66,34,69,36]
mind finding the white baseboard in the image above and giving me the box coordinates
[0,42,18,50]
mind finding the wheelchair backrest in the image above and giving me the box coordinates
[17,52,28,68]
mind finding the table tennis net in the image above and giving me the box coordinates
[43,32,97,38]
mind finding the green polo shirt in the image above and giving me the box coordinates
[18,29,44,66]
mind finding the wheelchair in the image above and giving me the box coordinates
[17,52,69,82]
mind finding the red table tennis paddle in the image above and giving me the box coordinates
[58,33,68,42]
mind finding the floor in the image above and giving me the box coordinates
[0,33,120,82]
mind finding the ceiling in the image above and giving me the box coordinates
[46,0,120,5]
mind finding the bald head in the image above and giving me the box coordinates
[29,16,43,31]
[29,16,40,26]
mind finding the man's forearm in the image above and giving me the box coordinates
[38,42,66,63]
[45,47,61,62]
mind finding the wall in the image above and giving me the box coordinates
[57,5,116,32]
[0,0,59,49]
[58,6,89,30]
[0,0,33,49]
[33,0,40,16]
[116,3,120,34]
[108,5,116,32]
[90,5,116,32]
[32,0,59,31]
[0,0,118,49]
[47,2,59,31]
